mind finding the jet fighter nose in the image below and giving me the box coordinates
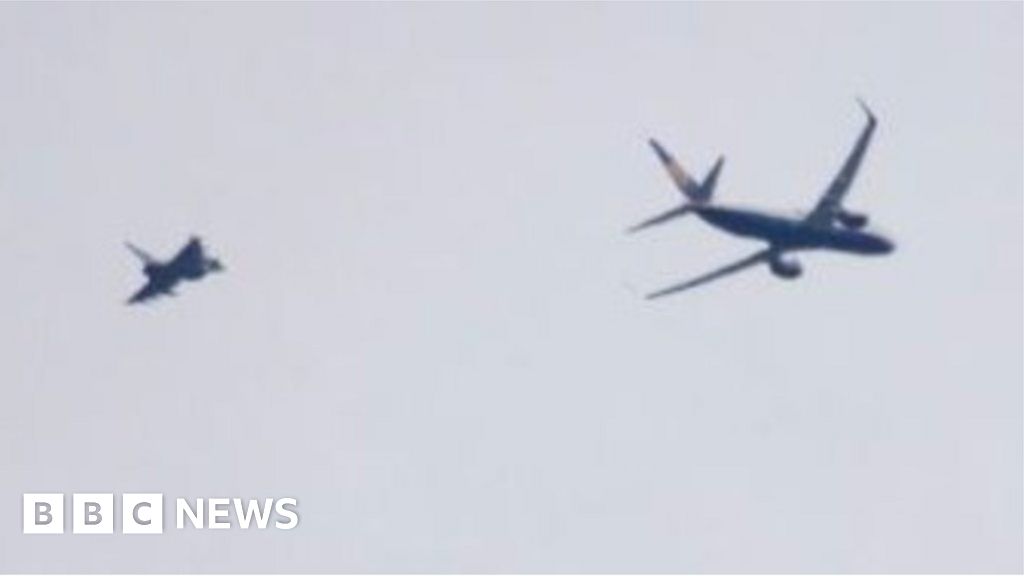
[874,234,896,254]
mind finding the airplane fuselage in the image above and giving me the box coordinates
[693,204,894,255]
[634,101,890,298]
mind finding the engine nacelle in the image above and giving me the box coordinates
[769,256,803,279]
[836,210,869,230]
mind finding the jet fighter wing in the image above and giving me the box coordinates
[805,100,877,226]
[125,242,157,265]
[169,236,204,269]
[646,248,772,299]
[127,278,175,305]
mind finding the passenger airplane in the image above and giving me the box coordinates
[125,236,224,304]
[631,100,894,299]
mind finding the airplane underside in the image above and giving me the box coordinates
[694,206,892,255]
[634,101,893,298]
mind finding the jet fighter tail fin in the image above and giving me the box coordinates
[648,138,721,203]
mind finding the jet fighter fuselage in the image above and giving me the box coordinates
[126,237,223,304]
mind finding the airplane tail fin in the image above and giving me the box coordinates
[701,155,725,201]
[125,242,156,265]
[648,138,723,203]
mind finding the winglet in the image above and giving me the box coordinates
[856,97,876,123]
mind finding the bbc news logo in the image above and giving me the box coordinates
[23,493,299,534]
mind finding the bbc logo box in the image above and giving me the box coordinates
[23,493,163,534]
[22,494,63,534]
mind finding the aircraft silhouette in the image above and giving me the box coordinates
[125,236,224,304]
[631,100,894,299]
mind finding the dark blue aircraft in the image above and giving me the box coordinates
[125,236,224,304]
[631,100,894,299]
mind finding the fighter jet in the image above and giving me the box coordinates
[631,100,894,299]
[124,236,224,304]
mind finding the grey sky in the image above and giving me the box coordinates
[0,2,1021,573]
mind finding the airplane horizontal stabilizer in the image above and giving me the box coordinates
[627,205,691,234]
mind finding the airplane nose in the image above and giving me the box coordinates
[877,235,896,254]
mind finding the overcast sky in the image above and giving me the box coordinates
[0,3,1020,573]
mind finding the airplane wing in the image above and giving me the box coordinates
[169,236,204,269]
[805,100,877,226]
[646,248,772,299]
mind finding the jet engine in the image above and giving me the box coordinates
[769,255,803,279]
[836,210,869,230]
